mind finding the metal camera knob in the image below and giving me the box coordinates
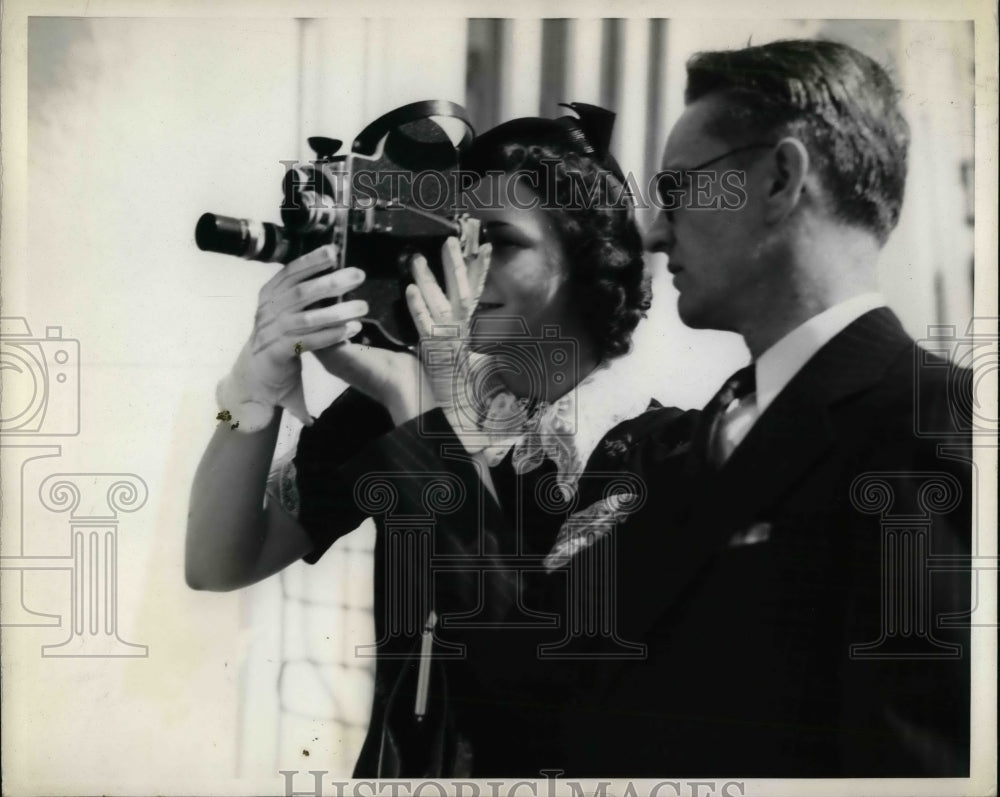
[307,137,343,161]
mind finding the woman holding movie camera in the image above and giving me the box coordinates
[186,107,695,776]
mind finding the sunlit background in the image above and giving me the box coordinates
[3,11,978,793]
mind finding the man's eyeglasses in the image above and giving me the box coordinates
[655,142,775,216]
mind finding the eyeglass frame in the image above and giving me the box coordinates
[655,141,777,217]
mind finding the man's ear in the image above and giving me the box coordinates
[762,137,809,224]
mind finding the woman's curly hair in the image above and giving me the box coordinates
[463,128,650,363]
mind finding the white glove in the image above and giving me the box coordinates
[216,337,312,432]
[405,235,492,448]
[216,243,369,433]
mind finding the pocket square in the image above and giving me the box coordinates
[728,521,772,547]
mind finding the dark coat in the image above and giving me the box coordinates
[562,307,972,777]
[296,308,971,778]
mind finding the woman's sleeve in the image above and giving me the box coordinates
[292,387,395,563]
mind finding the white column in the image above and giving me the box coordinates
[884,21,974,334]
[297,17,469,160]
[365,17,468,119]
[648,17,671,180]
[499,18,543,119]
[298,18,368,161]
[614,18,650,200]
[565,18,603,105]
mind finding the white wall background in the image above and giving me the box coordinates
[1,8,985,796]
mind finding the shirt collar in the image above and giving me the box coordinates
[755,293,886,414]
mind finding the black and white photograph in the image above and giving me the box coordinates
[1,0,996,795]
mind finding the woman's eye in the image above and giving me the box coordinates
[489,238,526,253]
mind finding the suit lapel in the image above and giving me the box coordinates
[700,389,835,531]
[614,308,914,647]
[683,402,716,477]
[696,307,910,524]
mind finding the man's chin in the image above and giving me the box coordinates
[675,297,709,329]
[676,303,737,334]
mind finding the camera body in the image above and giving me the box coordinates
[0,317,80,436]
[195,100,480,350]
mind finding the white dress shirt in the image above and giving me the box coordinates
[716,292,887,461]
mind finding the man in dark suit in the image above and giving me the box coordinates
[295,39,972,778]
[585,38,972,776]
[373,38,973,777]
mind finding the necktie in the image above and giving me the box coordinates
[702,364,757,467]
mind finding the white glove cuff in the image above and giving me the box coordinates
[216,370,279,433]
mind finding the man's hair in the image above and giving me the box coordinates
[686,39,909,243]
[464,130,650,362]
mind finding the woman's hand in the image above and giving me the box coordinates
[217,243,368,431]
[312,337,427,427]
[405,236,492,440]
[302,245,428,424]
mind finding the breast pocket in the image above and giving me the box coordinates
[726,520,773,548]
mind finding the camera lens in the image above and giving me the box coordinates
[281,195,339,235]
[195,213,293,263]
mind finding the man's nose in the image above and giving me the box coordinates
[643,210,674,254]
